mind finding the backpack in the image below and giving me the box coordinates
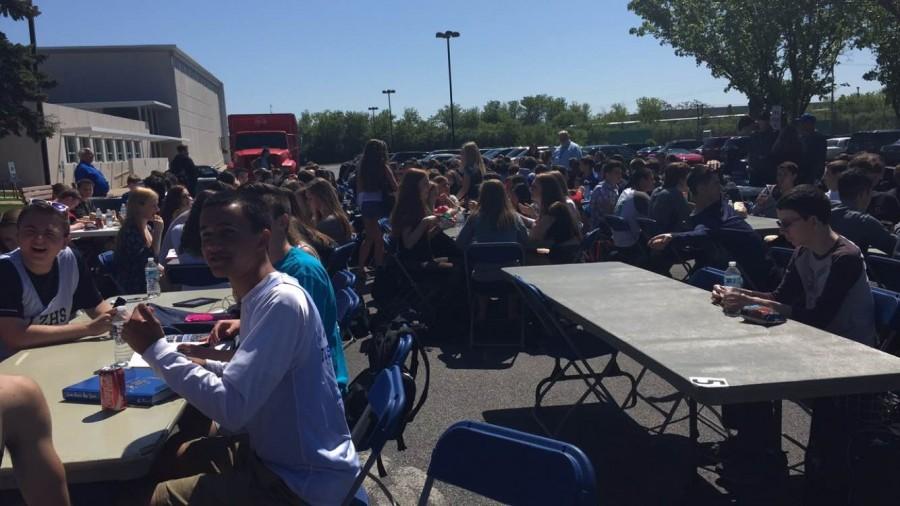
[343,311,430,476]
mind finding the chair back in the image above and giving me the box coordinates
[331,269,357,290]
[97,250,116,274]
[165,263,229,287]
[327,241,358,274]
[635,216,661,238]
[418,420,597,506]
[335,287,360,327]
[391,334,414,367]
[604,214,630,232]
[872,287,900,330]
[464,242,525,283]
[769,246,794,270]
[342,366,406,506]
[688,267,725,291]
[868,254,900,292]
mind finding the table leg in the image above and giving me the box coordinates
[688,398,699,444]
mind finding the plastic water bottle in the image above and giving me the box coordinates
[145,258,161,299]
[119,203,127,221]
[111,307,131,366]
[723,261,743,317]
[105,210,114,228]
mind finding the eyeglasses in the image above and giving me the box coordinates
[776,217,803,230]
[29,199,68,213]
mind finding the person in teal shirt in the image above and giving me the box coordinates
[274,245,348,390]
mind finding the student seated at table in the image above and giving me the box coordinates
[0,200,113,359]
[750,161,798,218]
[114,187,164,294]
[54,189,86,231]
[456,179,528,250]
[712,185,876,499]
[852,153,900,225]
[830,169,898,255]
[176,190,217,265]
[72,179,97,219]
[0,374,70,505]
[589,161,623,229]
[182,183,349,392]
[121,175,142,203]
[391,168,460,268]
[0,208,21,253]
[648,165,772,289]
[612,165,654,254]
[649,162,692,234]
[122,190,358,505]
[304,177,353,244]
[822,160,849,203]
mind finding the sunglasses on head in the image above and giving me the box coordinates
[29,199,68,213]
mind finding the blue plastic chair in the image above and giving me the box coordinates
[463,242,526,347]
[868,254,900,292]
[342,366,407,506]
[165,263,229,287]
[417,421,598,506]
[391,334,413,367]
[687,267,725,291]
[512,276,635,436]
[336,287,361,329]
[96,250,124,294]
[332,269,357,291]
[872,287,900,351]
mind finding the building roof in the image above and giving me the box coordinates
[39,44,223,89]
[60,100,172,111]
[60,125,188,143]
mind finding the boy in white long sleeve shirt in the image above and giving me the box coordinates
[123,190,358,505]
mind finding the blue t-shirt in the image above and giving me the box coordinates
[274,247,348,391]
[74,162,110,196]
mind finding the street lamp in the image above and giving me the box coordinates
[435,30,460,148]
[367,106,379,132]
[27,11,51,184]
[382,89,396,149]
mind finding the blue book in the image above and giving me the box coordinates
[62,368,175,407]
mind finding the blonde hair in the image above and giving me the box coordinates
[461,141,486,176]
[125,187,158,225]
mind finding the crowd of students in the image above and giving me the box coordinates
[1,121,899,504]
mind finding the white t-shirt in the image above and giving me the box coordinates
[143,272,359,503]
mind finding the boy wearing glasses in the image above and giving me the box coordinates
[0,201,114,360]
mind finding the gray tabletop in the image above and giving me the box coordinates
[745,215,779,235]
[0,288,233,488]
[504,262,900,405]
[70,225,121,240]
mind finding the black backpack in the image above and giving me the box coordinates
[343,311,430,476]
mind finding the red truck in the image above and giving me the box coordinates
[227,113,300,173]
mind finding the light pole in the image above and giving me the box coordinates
[382,89,395,149]
[367,106,379,133]
[435,30,460,148]
[27,11,50,185]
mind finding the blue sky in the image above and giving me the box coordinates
[1,0,882,117]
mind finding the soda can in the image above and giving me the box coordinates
[99,365,127,411]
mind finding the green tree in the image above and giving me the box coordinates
[0,0,55,140]
[602,103,630,123]
[628,0,858,119]
[636,97,670,124]
[857,0,900,122]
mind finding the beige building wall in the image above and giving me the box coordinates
[173,66,226,167]
[0,103,168,189]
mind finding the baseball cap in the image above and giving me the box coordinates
[797,113,816,123]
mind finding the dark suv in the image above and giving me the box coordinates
[699,136,731,161]
[847,130,900,156]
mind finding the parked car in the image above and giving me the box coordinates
[637,145,663,158]
[422,153,459,164]
[625,142,651,152]
[847,130,900,156]
[721,136,751,182]
[662,148,704,165]
[583,144,636,162]
[882,140,900,166]
[826,137,850,160]
[699,136,731,161]
[663,139,703,151]
[389,151,427,164]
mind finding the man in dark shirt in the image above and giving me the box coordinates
[748,111,778,186]
[648,165,772,290]
[797,113,827,185]
[0,201,113,359]
[169,144,199,196]
[72,179,97,219]
[852,153,900,225]
[831,169,897,255]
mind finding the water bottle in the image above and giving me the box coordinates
[105,210,113,228]
[119,203,127,221]
[111,307,131,365]
[145,258,161,299]
[723,261,743,317]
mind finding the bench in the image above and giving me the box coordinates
[19,185,54,204]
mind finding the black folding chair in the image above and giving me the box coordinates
[637,216,694,280]
[379,234,440,323]
[512,275,637,437]
[868,254,900,292]
[327,240,359,275]
[464,242,526,347]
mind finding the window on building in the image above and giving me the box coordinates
[115,139,126,161]
[125,140,135,159]
[134,141,143,158]
[78,137,91,152]
[105,139,116,161]
[64,136,78,163]
[92,138,105,162]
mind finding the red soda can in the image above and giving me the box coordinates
[99,365,127,411]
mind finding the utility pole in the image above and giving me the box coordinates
[382,89,395,149]
[435,30,460,147]
[27,13,50,185]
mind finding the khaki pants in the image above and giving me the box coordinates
[151,435,309,506]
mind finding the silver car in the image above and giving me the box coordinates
[826,137,850,160]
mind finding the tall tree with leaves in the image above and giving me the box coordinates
[636,97,670,123]
[0,0,55,140]
[628,0,858,119]
[857,0,900,122]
